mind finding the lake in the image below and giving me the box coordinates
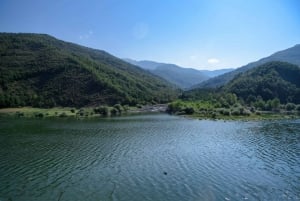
[0,114,299,201]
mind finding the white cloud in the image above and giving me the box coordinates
[79,30,94,40]
[207,58,220,64]
[189,55,198,61]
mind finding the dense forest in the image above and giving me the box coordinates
[0,33,179,108]
[168,61,300,117]
[224,61,300,104]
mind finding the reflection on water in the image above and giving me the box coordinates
[0,115,299,201]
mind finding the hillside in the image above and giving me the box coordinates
[123,59,164,70]
[124,59,233,89]
[0,33,179,108]
[224,61,300,104]
[195,44,300,88]
[152,64,209,89]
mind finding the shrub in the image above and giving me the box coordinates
[231,108,241,116]
[167,101,185,114]
[286,103,296,111]
[99,106,109,116]
[222,109,231,116]
[113,104,124,113]
[110,108,118,115]
[184,107,195,114]
[123,105,129,111]
[59,112,67,117]
[216,108,230,116]
[70,109,75,113]
[242,109,251,116]
[15,111,24,117]
[35,113,44,118]
[78,109,85,116]
[255,111,261,115]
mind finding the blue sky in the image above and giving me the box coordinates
[0,0,299,70]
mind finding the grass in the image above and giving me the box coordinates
[185,110,300,121]
[0,107,80,118]
[0,105,298,120]
[0,105,159,119]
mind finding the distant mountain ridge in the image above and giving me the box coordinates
[194,44,300,88]
[0,33,179,108]
[124,59,233,89]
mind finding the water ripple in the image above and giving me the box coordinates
[0,115,299,201]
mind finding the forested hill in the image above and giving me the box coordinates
[224,61,300,104]
[0,33,179,108]
[195,44,300,88]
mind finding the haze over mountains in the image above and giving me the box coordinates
[124,59,233,89]
[195,44,300,89]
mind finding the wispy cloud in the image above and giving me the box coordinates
[207,58,220,64]
[132,23,149,39]
[79,30,94,40]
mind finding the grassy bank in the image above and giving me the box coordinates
[0,104,167,118]
[167,100,300,120]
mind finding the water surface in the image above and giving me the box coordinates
[0,114,299,201]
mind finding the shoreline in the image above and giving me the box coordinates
[0,105,168,119]
[0,105,299,120]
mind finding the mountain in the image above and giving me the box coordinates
[124,59,233,89]
[152,64,209,89]
[123,59,164,70]
[224,61,300,104]
[194,44,300,88]
[198,69,234,77]
[0,33,179,108]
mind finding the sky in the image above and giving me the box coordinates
[0,0,299,70]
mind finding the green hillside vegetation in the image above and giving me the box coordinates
[195,44,300,88]
[224,61,300,104]
[0,33,179,108]
[168,61,300,119]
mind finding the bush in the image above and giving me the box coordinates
[15,111,24,117]
[70,109,75,113]
[167,101,184,114]
[231,108,240,116]
[222,109,231,116]
[184,107,195,114]
[242,109,251,116]
[217,108,230,116]
[110,108,118,115]
[59,112,67,117]
[123,105,129,111]
[78,109,84,116]
[94,106,110,116]
[113,104,124,113]
[286,103,296,111]
[35,113,44,118]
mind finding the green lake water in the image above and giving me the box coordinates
[0,114,299,201]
